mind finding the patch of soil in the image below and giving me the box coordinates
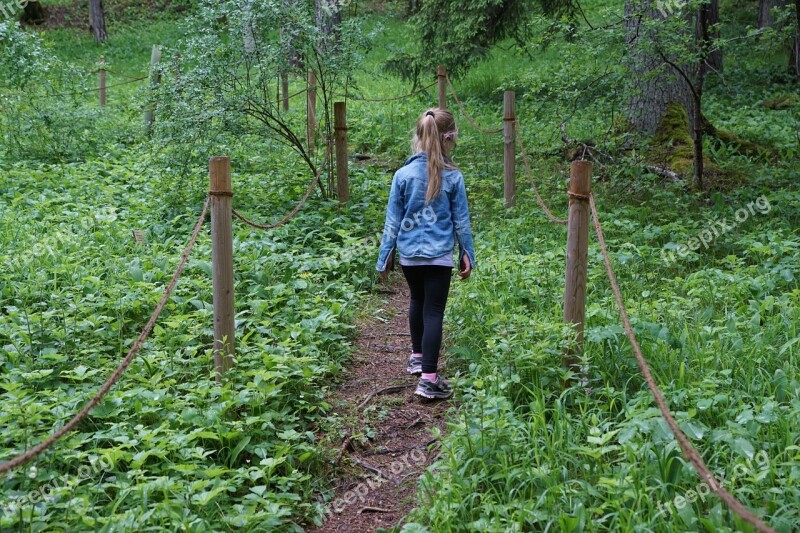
[309,280,451,533]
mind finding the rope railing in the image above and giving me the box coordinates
[516,121,568,225]
[508,93,775,529]
[287,86,308,100]
[446,77,503,135]
[587,193,775,533]
[1,57,780,531]
[0,200,209,476]
[348,81,437,103]
[232,141,333,231]
[25,76,148,101]
[104,69,148,81]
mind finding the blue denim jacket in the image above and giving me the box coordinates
[376,152,476,272]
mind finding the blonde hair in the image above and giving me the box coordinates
[411,108,457,203]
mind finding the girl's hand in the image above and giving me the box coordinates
[459,255,472,279]
[380,252,394,281]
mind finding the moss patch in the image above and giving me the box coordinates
[654,103,693,146]
[650,103,714,179]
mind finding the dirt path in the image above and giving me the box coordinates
[310,281,450,533]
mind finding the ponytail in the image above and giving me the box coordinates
[411,108,457,203]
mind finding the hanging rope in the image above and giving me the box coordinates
[349,81,437,103]
[515,121,568,225]
[287,86,308,100]
[104,69,148,81]
[24,77,147,101]
[0,200,209,476]
[232,141,333,231]
[588,193,776,533]
[446,77,503,135]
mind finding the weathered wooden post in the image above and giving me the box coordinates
[143,45,162,134]
[437,65,447,109]
[174,53,182,84]
[563,160,592,371]
[98,56,106,107]
[281,72,289,112]
[503,91,516,208]
[307,70,317,153]
[209,156,236,381]
[334,101,349,205]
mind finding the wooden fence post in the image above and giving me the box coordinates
[143,45,162,134]
[563,160,592,371]
[98,56,106,108]
[307,70,317,153]
[209,156,236,381]
[282,72,289,112]
[174,53,182,85]
[334,101,349,205]
[503,91,516,208]
[437,65,447,109]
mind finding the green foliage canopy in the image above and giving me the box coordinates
[386,0,577,83]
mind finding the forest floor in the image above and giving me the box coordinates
[311,279,451,533]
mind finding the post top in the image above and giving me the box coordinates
[571,160,592,169]
[569,160,592,195]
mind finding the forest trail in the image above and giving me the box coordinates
[311,280,450,533]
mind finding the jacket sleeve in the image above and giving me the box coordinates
[376,174,404,272]
[451,172,476,269]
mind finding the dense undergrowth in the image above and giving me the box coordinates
[0,141,390,529]
[394,4,800,533]
[1,0,799,531]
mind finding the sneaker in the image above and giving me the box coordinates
[406,355,423,376]
[415,376,453,399]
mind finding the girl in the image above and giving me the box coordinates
[376,108,476,400]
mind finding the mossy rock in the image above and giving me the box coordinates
[762,94,800,110]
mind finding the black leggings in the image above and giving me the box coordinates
[401,265,452,374]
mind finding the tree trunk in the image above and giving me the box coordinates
[624,0,696,136]
[242,1,256,55]
[760,0,790,28]
[20,1,46,24]
[89,0,108,42]
[706,0,723,73]
[693,3,710,190]
[696,0,721,75]
[315,0,341,50]
[792,0,800,77]
[760,0,775,28]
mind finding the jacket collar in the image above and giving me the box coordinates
[405,152,427,165]
[405,152,453,166]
